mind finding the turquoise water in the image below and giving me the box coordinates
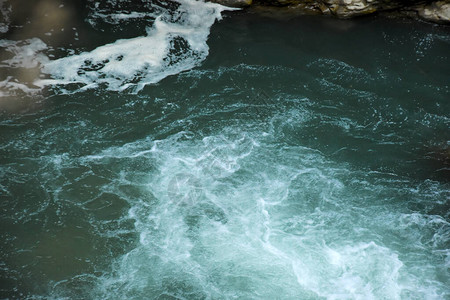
[1,1,449,299]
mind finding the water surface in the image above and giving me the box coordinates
[0,1,449,299]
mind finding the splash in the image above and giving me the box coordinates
[74,124,449,299]
[36,0,234,93]
[0,38,48,98]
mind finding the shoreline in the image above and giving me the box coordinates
[211,0,450,24]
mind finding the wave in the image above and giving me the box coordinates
[0,0,234,97]
[36,0,234,93]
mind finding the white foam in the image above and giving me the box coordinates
[79,124,446,299]
[0,38,48,68]
[0,38,48,97]
[30,115,448,299]
[93,12,157,24]
[0,76,41,96]
[36,0,235,93]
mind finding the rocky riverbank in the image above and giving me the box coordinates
[211,0,450,24]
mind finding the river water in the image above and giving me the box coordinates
[0,0,449,299]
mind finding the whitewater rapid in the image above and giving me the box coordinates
[0,0,233,96]
[45,109,449,299]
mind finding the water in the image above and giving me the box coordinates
[1,1,449,299]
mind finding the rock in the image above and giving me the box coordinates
[210,0,253,8]
[325,0,380,18]
[417,0,450,24]
[253,0,403,18]
[211,0,450,24]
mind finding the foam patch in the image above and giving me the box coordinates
[36,0,234,93]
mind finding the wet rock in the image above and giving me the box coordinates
[417,0,450,24]
[210,0,253,8]
[212,0,450,24]
[255,0,402,18]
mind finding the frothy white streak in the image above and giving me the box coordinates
[0,38,48,97]
[0,38,48,68]
[37,0,235,93]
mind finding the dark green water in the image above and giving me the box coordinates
[1,1,449,299]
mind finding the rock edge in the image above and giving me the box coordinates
[210,0,450,24]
